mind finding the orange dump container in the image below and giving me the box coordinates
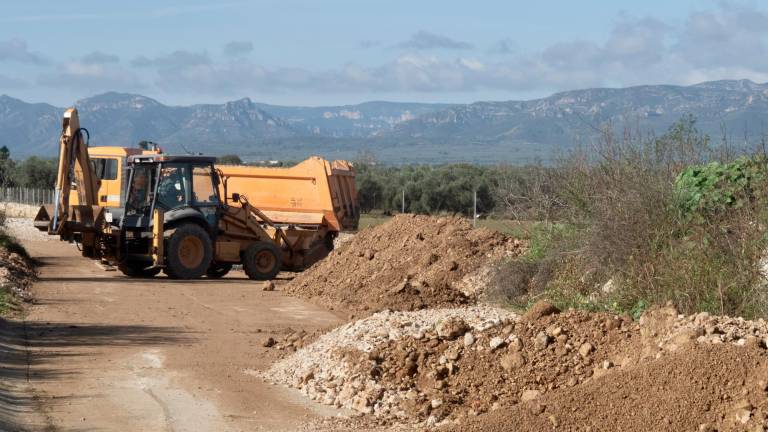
[218,157,359,232]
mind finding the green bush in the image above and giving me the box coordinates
[675,157,768,219]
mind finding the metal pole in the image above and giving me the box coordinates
[473,189,477,227]
[401,189,405,213]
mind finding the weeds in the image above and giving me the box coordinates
[491,116,768,319]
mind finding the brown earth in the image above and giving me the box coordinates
[284,214,523,314]
[1,235,353,432]
[445,343,768,432]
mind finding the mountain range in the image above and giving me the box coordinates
[2,79,768,164]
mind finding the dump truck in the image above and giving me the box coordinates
[34,107,359,280]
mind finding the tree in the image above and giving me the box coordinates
[217,154,243,165]
[0,146,15,186]
[16,157,57,188]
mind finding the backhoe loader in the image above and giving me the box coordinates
[34,107,359,280]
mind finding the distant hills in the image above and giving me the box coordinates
[2,79,768,164]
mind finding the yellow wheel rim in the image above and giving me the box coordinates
[178,236,204,269]
[255,250,276,274]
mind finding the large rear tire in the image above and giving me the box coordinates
[118,261,161,278]
[242,242,282,281]
[163,223,212,280]
[206,263,233,278]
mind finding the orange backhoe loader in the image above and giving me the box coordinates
[34,107,359,280]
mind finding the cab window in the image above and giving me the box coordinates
[156,165,189,209]
[125,165,156,216]
[93,158,118,180]
[192,166,219,205]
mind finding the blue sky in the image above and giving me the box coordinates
[0,0,764,106]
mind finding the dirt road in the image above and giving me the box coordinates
[6,237,348,431]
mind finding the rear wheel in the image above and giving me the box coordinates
[206,263,233,278]
[163,223,212,280]
[242,242,282,281]
[118,261,161,278]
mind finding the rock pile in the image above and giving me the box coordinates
[267,302,768,429]
[263,305,516,420]
[283,215,523,313]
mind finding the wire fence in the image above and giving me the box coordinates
[0,187,55,205]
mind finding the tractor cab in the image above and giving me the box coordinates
[123,154,221,231]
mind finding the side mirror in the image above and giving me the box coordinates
[231,193,240,202]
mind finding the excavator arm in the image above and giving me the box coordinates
[51,108,99,233]
[35,108,105,260]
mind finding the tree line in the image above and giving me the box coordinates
[0,146,57,189]
[0,147,534,217]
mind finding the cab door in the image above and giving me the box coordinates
[92,157,121,207]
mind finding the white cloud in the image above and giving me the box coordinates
[38,60,144,92]
[223,41,253,57]
[81,51,120,64]
[0,38,46,64]
[131,51,210,68]
[395,31,473,50]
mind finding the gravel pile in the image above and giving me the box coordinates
[4,218,54,242]
[284,214,523,313]
[263,305,516,420]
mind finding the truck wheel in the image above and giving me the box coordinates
[118,261,161,278]
[164,224,212,280]
[206,263,232,278]
[243,242,282,281]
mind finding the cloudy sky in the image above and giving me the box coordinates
[1,0,766,106]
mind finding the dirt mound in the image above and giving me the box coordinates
[0,239,36,309]
[284,214,523,313]
[446,343,768,432]
[266,303,768,429]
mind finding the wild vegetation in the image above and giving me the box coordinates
[487,116,768,319]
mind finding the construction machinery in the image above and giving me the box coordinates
[34,108,359,280]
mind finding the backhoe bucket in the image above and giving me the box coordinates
[33,205,55,232]
[33,204,105,236]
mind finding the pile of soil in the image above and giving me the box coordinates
[0,238,35,307]
[446,343,768,432]
[267,302,768,430]
[284,214,523,313]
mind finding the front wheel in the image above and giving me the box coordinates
[242,242,282,281]
[163,223,213,280]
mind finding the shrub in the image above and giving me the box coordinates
[492,116,768,319]
[675,157,768,220]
